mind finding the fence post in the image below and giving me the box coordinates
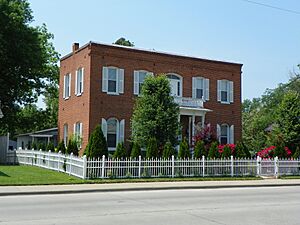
[69,153,73,176]
[202,155,205,177]
[101,155,105,178]
[171,155,175,178]
[58,151,61,172]
[82,155,87,179]
[48,150,51,169]
[138,155,141,178]
[256,156,260,176]
[231,155,234,177]
[274,156,279,178]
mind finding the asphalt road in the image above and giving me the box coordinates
[0,186,299,225]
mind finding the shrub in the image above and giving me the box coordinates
[66,137,79,156]
[235,141,246,158]
[257,145,291,158]
[113,142,127,159]
[178,138,190,159]
[130,141,141,158]
[32,142,38,150]
[194,140,205,159]
[46,142,55,152]
[57,140,66,154]
[37,142,46,151]
[293,146,300,159]
[208,141,219,159]
[84,125,108,158]
[146,137,158,158]
[221,145,231,158]
[162,141,176,159]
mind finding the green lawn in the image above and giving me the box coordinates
[0,165,86,185]
[0,165,261,186]
[280,175,300,179]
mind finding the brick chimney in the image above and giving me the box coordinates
[72,43,79,53]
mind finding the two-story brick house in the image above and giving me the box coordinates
[58,42,242,155]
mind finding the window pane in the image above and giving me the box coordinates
[107,119,117,133]
[221,91,227,102]
[177,82,180,96]
[139,72,147,83]
[221,125,228,136]
[108,68,117,80]
[220,137,227,145]
[196,89,203,99]
[220,80,227,91]
[107,134,117,147]
[108,80,117,92]
[196,79,203,89]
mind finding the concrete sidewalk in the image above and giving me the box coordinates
[1,179,300,196]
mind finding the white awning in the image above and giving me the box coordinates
[179,106,212,116]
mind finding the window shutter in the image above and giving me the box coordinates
[229,81,234,103]
[119,119,125,143]
[217,124,221,140]
[102,67,108,92]
[133,71,139,95]
[116,119,120,145]
[75,70,78,95]
[68,74,72,97]
[118,68,124,94]
[101,118,107,139]
[81,68,84,94]
[80,122,83,137]
[230,125,234,144]
[204,78,209,101]
[192,77,196,98]
[217,80,221,102]
[73,123,76,136]
[63,76,66,99]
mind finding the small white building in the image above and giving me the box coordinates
[16,128,58,149]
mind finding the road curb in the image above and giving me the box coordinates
[1,182,300,196]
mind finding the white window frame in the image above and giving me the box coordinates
[102,118,125,151]
[75,67,84,96]
[217,80,233,104]
[102,66,124,95]
[63,73,71,99]
[133,70,153,95]
[217,123,234,144]
[192,77,209,101]
[74,122,83,148]
[166,73,183,97]
[63,124,68,147]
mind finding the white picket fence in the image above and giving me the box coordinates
[6,149,300,179]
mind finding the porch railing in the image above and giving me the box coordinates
[174,97,203,108]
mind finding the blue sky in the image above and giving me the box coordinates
[29,0,300,103]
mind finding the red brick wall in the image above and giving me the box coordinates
[59,43,242,155]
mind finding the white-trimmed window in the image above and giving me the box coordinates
[217,80,233,103]
[74,122,83,148]
[101,118,125,150]
[166,73,182,97]
[75,67,84,96]
[63,124,68,146]
[63,73,71,99]
[217,124,234,144]
[133,70,153,95]
[192,77,209,100]
[102,66,124,95]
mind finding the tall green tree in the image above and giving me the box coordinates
[84,125,108,158]
[131,75,180,148]
[113,37,134,47]
[0,0,59,135]
[275,91,300,147]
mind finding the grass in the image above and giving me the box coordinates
[0,165,86,185]
[0,165,261,186]
[280,175,300,179]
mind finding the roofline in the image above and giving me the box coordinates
[60,41,243,66]
[16,127,58,137]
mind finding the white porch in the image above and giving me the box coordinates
[174,97,212,145]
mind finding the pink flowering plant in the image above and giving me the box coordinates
[218,144,236,156]
[257,145,292,159]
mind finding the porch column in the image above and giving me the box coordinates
[192,114,195,140]
[188,116,192,145]
[201,113,205,128]
[47,136,50,144]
